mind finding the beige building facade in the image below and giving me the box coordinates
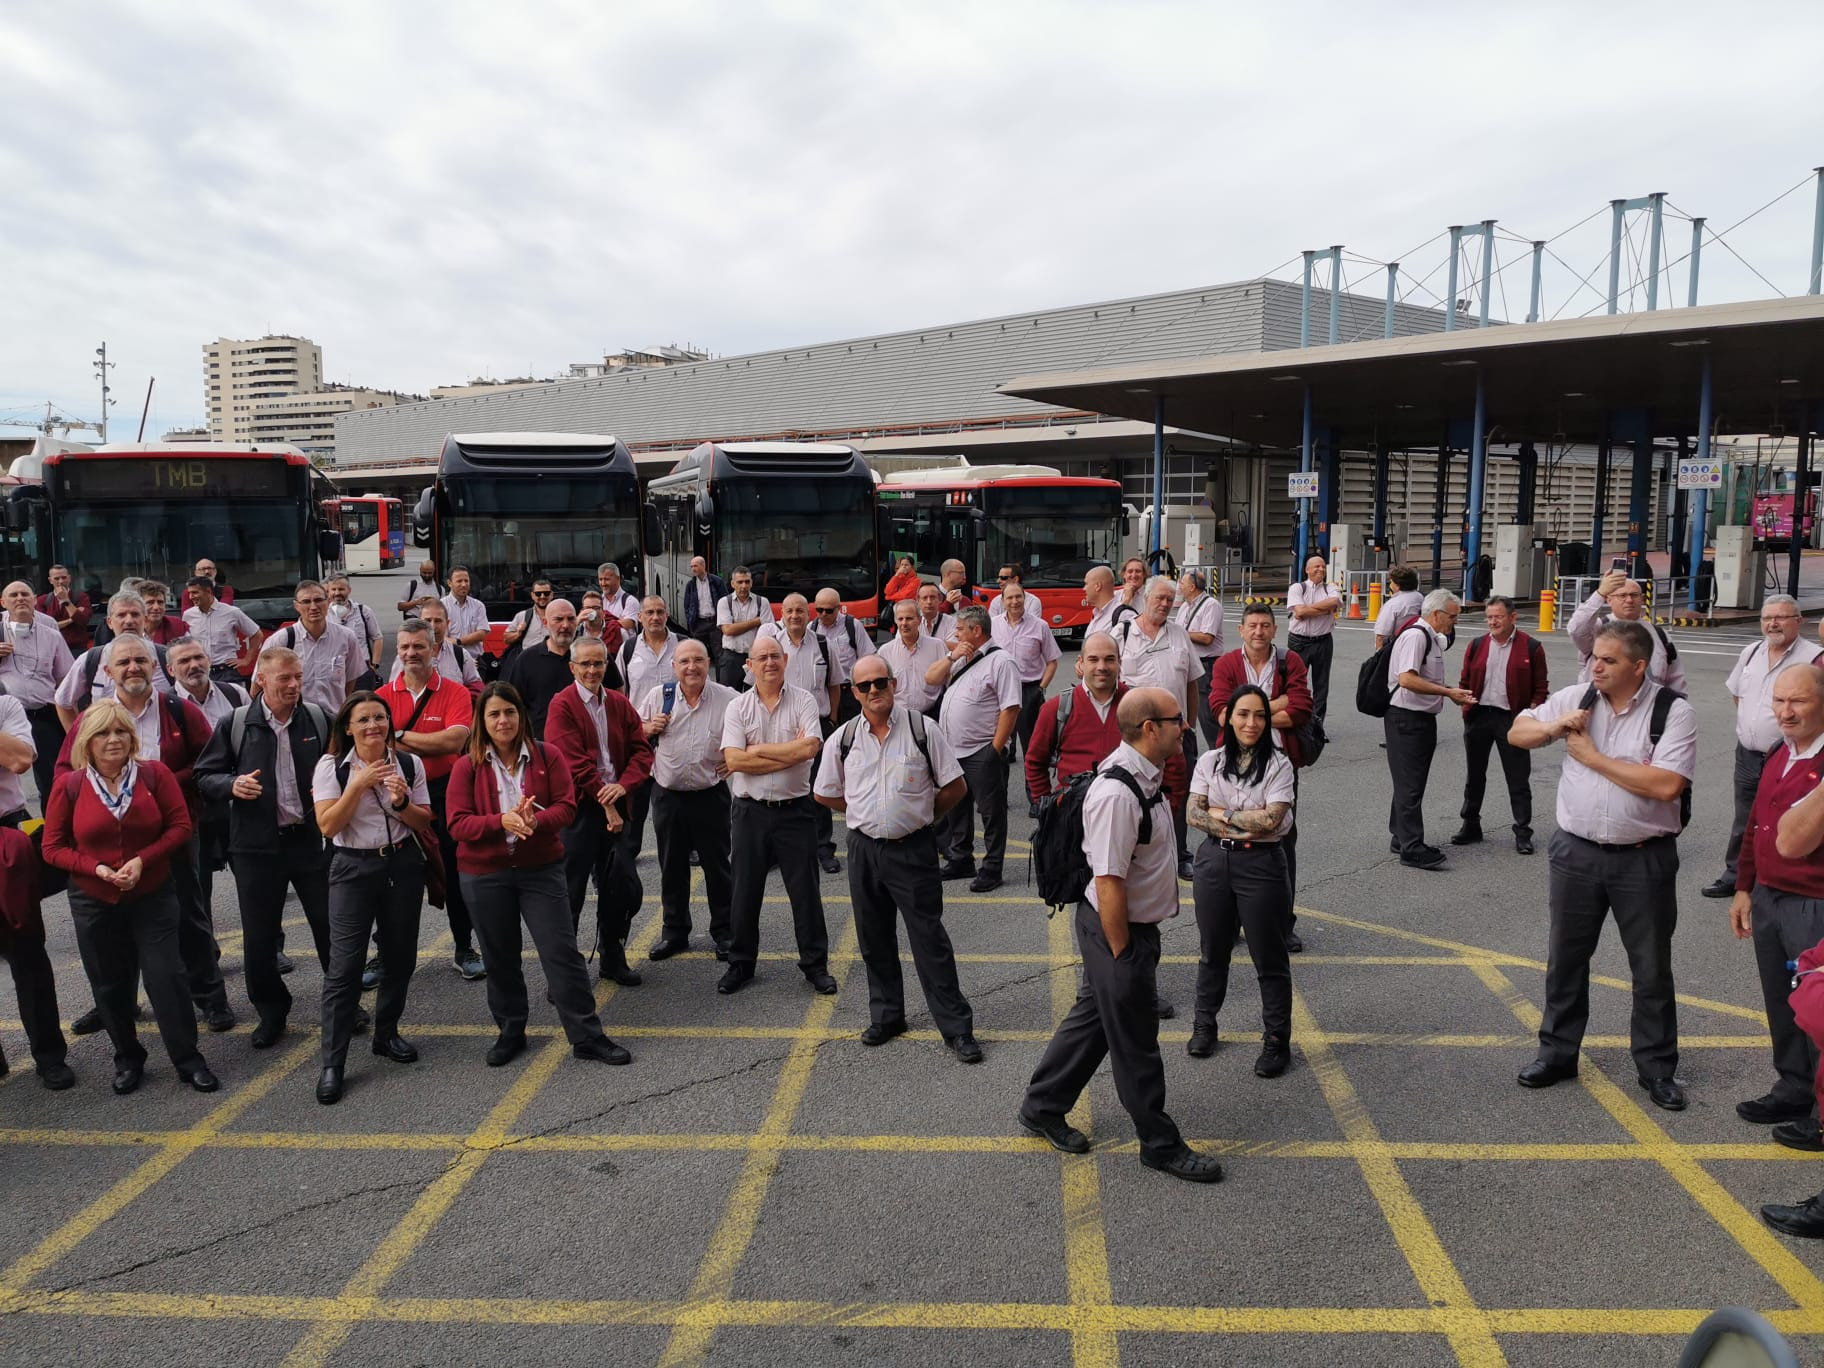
[203,335,323,442]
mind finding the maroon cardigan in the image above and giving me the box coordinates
[1456,629,1549,716]
[1206,646,1315,766]
[445,744,578,874]
[544,683,653,810]
[43,760,192,904]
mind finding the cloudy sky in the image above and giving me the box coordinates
[3,0,1821,437]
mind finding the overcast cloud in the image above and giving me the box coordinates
[2,0,1821,436]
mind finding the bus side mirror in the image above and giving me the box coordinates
[319,529,343,563]
[412,489,433,547]
[694,494,714,531]
[1121,511,1134,538]
[643,503,663,548]
[3,502,27,533]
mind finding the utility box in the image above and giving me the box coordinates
[1713,525,1767,610]
[1328,522,1368,589]
[1492,524,1547,599]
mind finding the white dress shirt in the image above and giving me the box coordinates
[1086,598,1134,640]
[54,650,172,710]
[878,632,948,713]
[1729,636,1824,752]
[991,610,1060,683]
[690,576,717,627]
[602,588,641,624]
[715,593,771,653]
[178,680,239,728]
[622,631,680,705]
[1175,593,1225,662]
[815,707,963,838]
[813,612,877,683]
[1116,619,1200,701]
[287,620,367,713]
[757,624,832,716]
[1519,681,1697,843]
[575,682,618,784]
[183,600,262,666]
[0,696,32,813]
[268,709,304,827]
[918,612,957,646]
[311,749,431,848]
[1388,622,1446,714]
[1374,590,1423,637]
[639,679,736,791]
[441,594,490,659]
[937,646,1023,755]
[721,684,822,799]
[0,615,74,708]
[1287,580,1343,639]
[1083,741,1178,924]
[1566,594,1689,693]
[1477,633,1515,711]
[1190,748,1296,839]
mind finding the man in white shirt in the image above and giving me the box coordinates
[597,562,641,633]
[167,636,249,915]
[992,584,1060,797]
[1566,570,1688,693]
[276,581,367,714]
[1118,577,1203,876]
[718,636,833,996]
[396,561,443,618]
[1385,589,1474,871]
[815,653,979,1062]
[439,567,490,663]
[1510,619,1697,1111]
[681,556,728,655]
[1176,569,1225,745]
[917,583,956,645]
[878,598,947,715]
[503,579,553,654]
[1373,565,1424,649]
[616,596,680,858]
[812,586,877,724]
[0,579,73,807]
[1704,594,1819,899]
[639,639,735,961]
[1286,555,1342,721]
[54,592,173,730]
[183,575,262,682]
[760,594,843,872]
[987,564,1021,617]
[714,565,770,690]
[324,575,384,672]
[409,600,483,690]
[1083,565,1136,642]
[932,604,1023,893]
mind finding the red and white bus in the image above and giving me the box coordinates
[876,463,1125,635]
[323,494,406,572]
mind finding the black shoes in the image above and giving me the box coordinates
[1141,1148,1225,1183]
[1028,802,1041,819]
[969,872,1003,893]
[713,941,732,962]
[1738,1094,1814,1125]
[112,1063,143,1095]
[1154,994,1176,1020]
[1762,1193,1824,1238]
[73,1004,140,1036]
[1285,931,1304,954]
[203,1005,237,1033]
[1517,1059,1578,1089]
[1389,837,1400,853]
[38,1062,75,1091]
[649,935,692,961]
[818,852,843,875]
[1019,1111,1090,1154]
[1515,836,1536,855]
[860,1019,907,1047]
[573,1036,632,1066]
[361,956,383,991]
[946,1034,985,1064]
[717,966,754,995]
[1449,825,1483,846]
[454,950,487,981]
[1701,876,1737,899]
[1773,1118,1824,1152]
[1186,1026,1218,1058]
[353,1007,371,1035]
[372,1035,419,1064]
[1254,1038,1291,1078]
[601,965,644,987]
[804,969,839,995]
[1640,1076,1686,1111]
[180,1065,220,1093]
[485,1033,527,1067]
[939,861,976,881]
[1177,859,1193,882]
[1401,847,1447,871]
[316,1066,343,1105]
[275,950,295,975]
[250,1018,286,1049]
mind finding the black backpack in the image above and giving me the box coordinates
[1577,684,1691,831]
[1356,621,1432,718]
[1272,647,1328,766]
[1033,763,1160,914]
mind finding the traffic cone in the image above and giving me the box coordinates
[1346,584,1363,620]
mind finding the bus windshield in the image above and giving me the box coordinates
[56,499,305,601]
[442,473,642,604]
[718,476,875,602]
[982,487,1122,587]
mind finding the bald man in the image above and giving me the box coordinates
[0,579,73,808]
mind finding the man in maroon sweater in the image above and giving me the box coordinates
[1025,632,1127,801]
[1452,595,1550,855]
[1731,665,1824,1153]
[546,636,654,985]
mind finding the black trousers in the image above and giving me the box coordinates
[1192,665,1220,749]
[717,648,750,690]
[464,862,604,1045]
[1288,632,1334,721]
[728,794,828,975]
[1751,885,1824,1111]
[231,827,331,1029]
[1023,899,1183,1161]
[427,777,474,955]
[1016,680,1045,760]
[813,717,839,856]
[168,839,229,1012]
[1460,705,1533,840]
[652,783,733,945]
[564,798,640,972]
[68,885,203,1072]
[25,705,63,817]
[1538,830,1680,1078]
[322,846,423,1067]
[1384,708,1439,857]
[940,743,1008,876]
[620,784,654,862]
[1191,839,1293,1040]
[848,828,973,1036]
[1724,743,1770,881]
[1,923,67,1070]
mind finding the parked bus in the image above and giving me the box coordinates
[324,494,405,572]
[412,431,642,637]
[876,462,1125,635]
[13,441,340,627]
[644,441,879,621]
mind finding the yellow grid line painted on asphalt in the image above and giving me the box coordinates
[656,920,859,1367]
[1465,959,1824,1330]
[1291,987,1507,1366]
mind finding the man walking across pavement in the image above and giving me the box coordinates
[1451,594,1549,856]
[1385,589,1473,872]
[1019,686,1224,1184]
[1286,555,1342,721]
[1704,594,1819,900]
[815,654,981,1063]
[929,604,1022,894]
[1510,619,1697,1112]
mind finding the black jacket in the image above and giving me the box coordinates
[193,696,329,855]
[683,573,730,634]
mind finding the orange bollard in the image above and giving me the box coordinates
[1538,588,1557,634]
[1366,580,1383,623]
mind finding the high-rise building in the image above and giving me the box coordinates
[202,335,323,442]
[246,385,411,458]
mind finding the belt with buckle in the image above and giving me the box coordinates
[1215,837,1280,851]
[739,795,804,809]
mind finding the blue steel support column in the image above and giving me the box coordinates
[1327,246,1343,345]
[1622,410,1655,580]
[1297,386,1314,569]
[1689,356,1713,609]
[1384,263,1399,337]
[1591,429,1610,569]
[1445,226,1462,332]
[1318,426,1342,558]
[1300,251,1315,346]
[1527,241,1544,322]
[1607,200,1626,314]
[1464,371,1488,597]
[1669,438,1689,578]
[1151,395,1165,558]
[1688,218,1705,306]
[1372,443,1391,546]
[1477,220,1495,327]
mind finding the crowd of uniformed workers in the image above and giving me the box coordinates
[6,550,1824,1232]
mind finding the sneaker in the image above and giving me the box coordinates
[360,956,383,991]
[454,950,487,981]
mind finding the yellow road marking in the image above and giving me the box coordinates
[1292,988,1507,1366]
[656,921,858,1367]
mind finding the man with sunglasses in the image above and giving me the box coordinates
[504,579,556,654]
[1020,687,1223,1183]
[987,565,1021,618]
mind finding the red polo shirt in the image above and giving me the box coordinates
[376,672,473,783]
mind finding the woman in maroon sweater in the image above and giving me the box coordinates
[43,699,216,1095]
[446,682,630,1070]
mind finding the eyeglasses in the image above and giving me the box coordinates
[572,660,607,670]
[997,574,1014,582]
[852,678,893,693]
[1145,713,1185,728]
[532,590,552,598]
[817,606,838,615]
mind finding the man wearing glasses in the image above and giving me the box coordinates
[987,565,1021,618]
[1385,589,1476,872]
[1704,594,1820,900]
[1567,571,1688,694]
[504,579,555,654]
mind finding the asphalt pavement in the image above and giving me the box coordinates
[1,579,1822,1367]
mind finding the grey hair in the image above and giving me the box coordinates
[1596,619,1653,665]
[1181,569,1207,593]
[596,562,621,577]
[1421,588,1461,616]
[106,591,148,617]
[101,633,152,667]
[395,619,433,642]
[568,636,608,660]
[1765,593,1800,613]
[1485,595,1516,614]
[1144,575,1176,600]
[953,604,991,635]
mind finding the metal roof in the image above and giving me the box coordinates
[999,295,1824,449]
